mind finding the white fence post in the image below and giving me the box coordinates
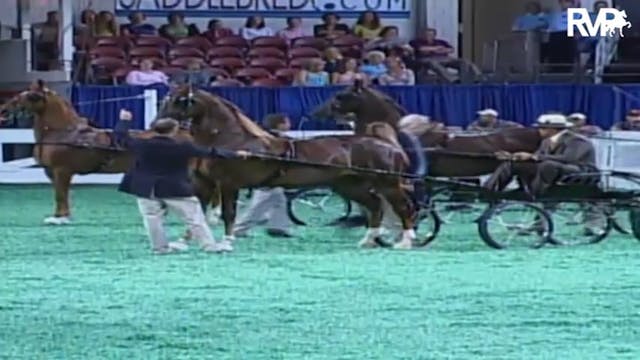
[143,89,158,129]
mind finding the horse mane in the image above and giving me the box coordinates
[196,90,275,144]
[363,87,408,118]
[43,88,82,121]
[365,122,409,165]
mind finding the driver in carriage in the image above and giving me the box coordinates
[483,113,597,197]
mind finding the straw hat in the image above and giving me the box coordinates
[535,114,572,129]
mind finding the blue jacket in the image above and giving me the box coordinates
[397,130,427,178]
[115,120,218,199]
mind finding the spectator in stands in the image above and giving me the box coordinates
[94,11,119,37]
[121,12,156,36]
[360,51,388,82]
[294,58,330,86]
[314,13,350,39]
[353,11,383,40]
[332,58,367,85]
[203,19,233,40]
[612,109,640,131]
[160,13,197,40]
[567,112,602,136]
[172,60,211,87]
[512,2,548,31]
[323,47,344,74]
[75,9,96,38]
[379,57,415,86]
[467,109,521,131]
[34,11,60,71]
[278,17,306,42]
[210,77,244,87]
[239,16,273,40]
[126,59,169,86]
[365,26,411,54]
[411,28,481,83]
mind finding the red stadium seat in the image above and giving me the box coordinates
[168,47,205,60]
[288,47,322,59]
[90,57,126,83]
[174,36,212,52]
[292,37,328,50]
[209,57,245,72]
[129,47,165,60]
[332,35,363,48]
[235,67,272,81]
[89,46,126,59]
[252,36,287,50]
[112,66,133,83]
[289,57,320,69]
[208,67,231,79]
[249,57,287,73]
[169,57,205,68]
[214,36,248,49]
[251,78,284,87]
[274,68,299,84]
[159,66,185,78]
[247,47,286,59]
[206,46,244,60]
[134,36,172,49]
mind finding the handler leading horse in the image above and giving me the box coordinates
[159,86,420,249]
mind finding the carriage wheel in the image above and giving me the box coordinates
[431,187,486,225]
[629,207,640,241]
[287,189,352,226]
[478,202,553,250]
[611,209,632,235]
[546,203,611,246]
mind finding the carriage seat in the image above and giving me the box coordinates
[556,171,601,187]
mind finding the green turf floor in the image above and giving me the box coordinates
[1,185,640,359]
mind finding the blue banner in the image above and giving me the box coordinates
[115,0,411,18]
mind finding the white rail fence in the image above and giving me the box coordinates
[1,88,640,185]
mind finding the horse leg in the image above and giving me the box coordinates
[378,184,417,250]
[220,187,239,243]
[333,184,383,248]
[44,168,73,225]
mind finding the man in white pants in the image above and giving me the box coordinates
[115,109,235,254]
[234,113,293,238]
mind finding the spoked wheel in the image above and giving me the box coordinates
[431,188,485,225]
[546,203,611,246]
[287,189,352,226]
[478,202,553,250]
[611,208,632,235]
[373,207,442,248]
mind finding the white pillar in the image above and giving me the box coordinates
[59,0,73,80]
[426,0,459,53]
[143,89,158,129]
[17,0,32,72]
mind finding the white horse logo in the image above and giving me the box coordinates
[604,9,632,37]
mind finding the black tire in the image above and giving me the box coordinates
[546,203,612,246]
[478,202,553,250]
[629,207,640,241]
[286,189,352,226]
[373,208,442,248]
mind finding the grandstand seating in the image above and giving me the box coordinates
[82,33,371,86]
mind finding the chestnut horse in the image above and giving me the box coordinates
[311,81,543,177]
[159,87,419,249]
[0,82,203,225]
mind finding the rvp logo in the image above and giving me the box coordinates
[567,8,631,37]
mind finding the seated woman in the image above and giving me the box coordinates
[94,11,119,37]
[313,13,350,39]
[121,12,156,36]
[294,58,330,86]
[378,57,415,86]
[323,47,343,74]
[203,19,233,40]
[353,11,383,40]
[239,16,273,40]
[364,26,412,54]
[160,13,197,40]
[359,51,388,82]
[278,17,306,43]
[125,59,169,86]
[332,58,368,85]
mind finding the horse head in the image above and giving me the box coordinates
[310,79,407,133]
[159,85,274,146]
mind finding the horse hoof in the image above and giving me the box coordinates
[43,216,71,225]
[358,240,379,249]
[223,235,236,243]
[392,241,413,250]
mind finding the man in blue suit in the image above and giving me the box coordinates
[115,109,234,255]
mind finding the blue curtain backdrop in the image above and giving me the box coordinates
[71,84,640,130]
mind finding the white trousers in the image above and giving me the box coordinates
[235,188,292,233]
[137,196,215,251]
